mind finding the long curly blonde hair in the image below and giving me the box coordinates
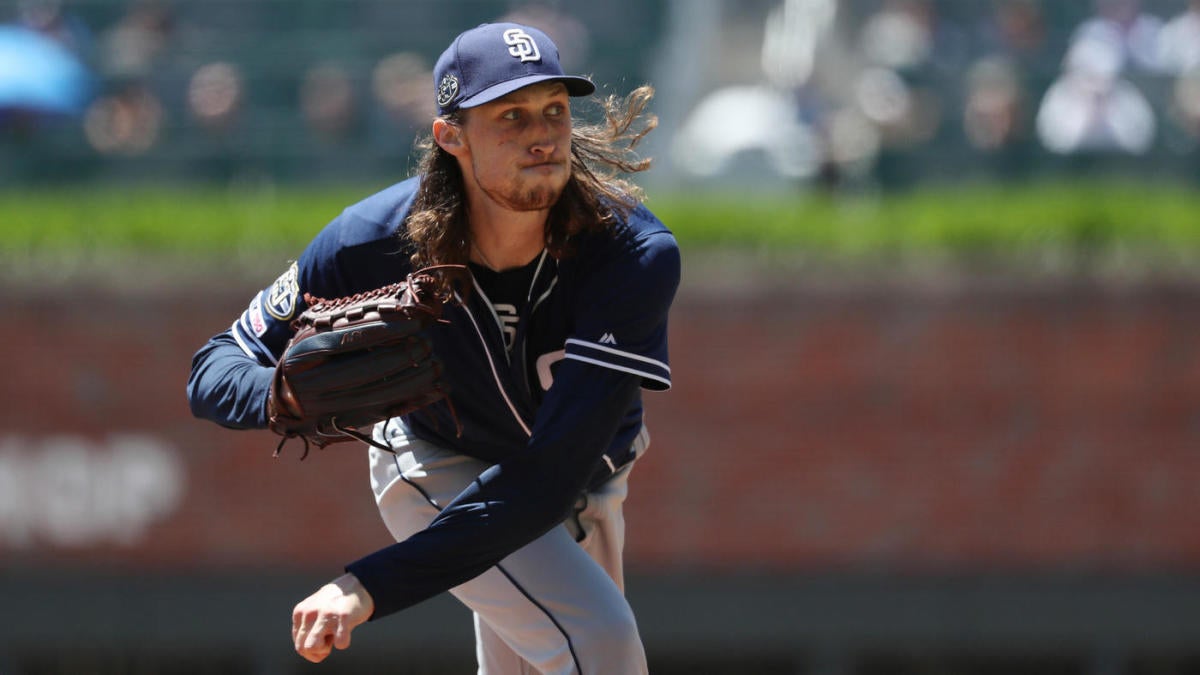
[404,85,657,289]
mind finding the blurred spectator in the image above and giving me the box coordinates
[187,61,243,134]
[1168,66,1200,140]
[959,1,1047,175]
[857,0,966,76]
[1035,0,1161,157]
[761,0,837,90]
[83,81,163,154]
[670,84,821,183]
[849,64,943,159]
[821,106,882,184]
[1035,61,1156,155]
[760,0,864,187]
[1064,0,1165,76]
[97,0,173,83]
[859,0,934,71]
[1157,0,1200,75]
[974,0,1050,68]
[371,52,433,131]
[963,56,1027,152]
[17,0,92,56]
[82,0,174,155]
[300,62,358,141]
[853,0,960,158]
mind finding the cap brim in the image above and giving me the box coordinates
[455,74,595,110]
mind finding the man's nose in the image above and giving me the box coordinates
[528,118,556,155]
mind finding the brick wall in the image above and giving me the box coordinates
[2,278,1197,574]
[633,280,1200,573]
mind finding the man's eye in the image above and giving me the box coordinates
[502,110,520,121]
[547,104,565,116]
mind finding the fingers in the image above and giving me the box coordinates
[292,604,324,663]
[333,618,353,651]
[292,598,356,662]
[302,618,336,663]
[293,609,337,663]
[291,603,303,645]
[290,575,371,663]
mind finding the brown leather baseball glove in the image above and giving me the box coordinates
[268,266,461,459]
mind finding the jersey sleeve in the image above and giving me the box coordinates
[564,222,680,391]
[186,213,360,429]
[188,178,419,430]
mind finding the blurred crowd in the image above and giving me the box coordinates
[3,0,1200,188]
[0,0,609,184]
[672,0,1200,188]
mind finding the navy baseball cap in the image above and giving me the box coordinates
[434,22,595,115]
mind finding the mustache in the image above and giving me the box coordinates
[521,156,567,168]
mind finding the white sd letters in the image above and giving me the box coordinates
[504,28,541,63]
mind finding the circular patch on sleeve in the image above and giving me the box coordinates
[265,262,300,321]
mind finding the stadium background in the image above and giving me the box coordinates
[3,0,1200,673]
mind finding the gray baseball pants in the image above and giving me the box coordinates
[367,422,650,675]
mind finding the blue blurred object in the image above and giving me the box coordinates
[0,24,94,116]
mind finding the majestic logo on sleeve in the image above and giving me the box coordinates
[503,28,541,63]
[437,73,459,108]
[265,262,300,320]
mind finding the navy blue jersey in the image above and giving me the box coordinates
[187,176,680,618]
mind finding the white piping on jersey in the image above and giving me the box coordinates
[563,338,671,374]
[458,257,640,475]
[520,272,559,377]
[468,275,509,365]
[468,251,551,366]
[230,320,280,367]
[527,250,548,303]
[454,289,533,438]
[230,320,254,357]
[530,276,557,313]
[564,353,672,390]
[527,249,556,320]
[522,253,556,394]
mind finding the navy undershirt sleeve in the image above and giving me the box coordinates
[344,360,641,620]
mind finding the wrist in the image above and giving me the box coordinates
[333,572,375,619]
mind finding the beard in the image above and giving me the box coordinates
[473,161,567,212]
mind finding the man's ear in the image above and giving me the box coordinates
[433,118,466,156]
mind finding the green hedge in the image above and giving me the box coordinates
[3,180,1199,268]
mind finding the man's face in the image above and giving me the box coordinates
[454,81,573,212]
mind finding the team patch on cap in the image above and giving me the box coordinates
[437,73,459,108]
[265,262,300,321]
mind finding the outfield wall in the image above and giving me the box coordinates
[1,273,1198,673]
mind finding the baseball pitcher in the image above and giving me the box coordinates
[187,22,679,675]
